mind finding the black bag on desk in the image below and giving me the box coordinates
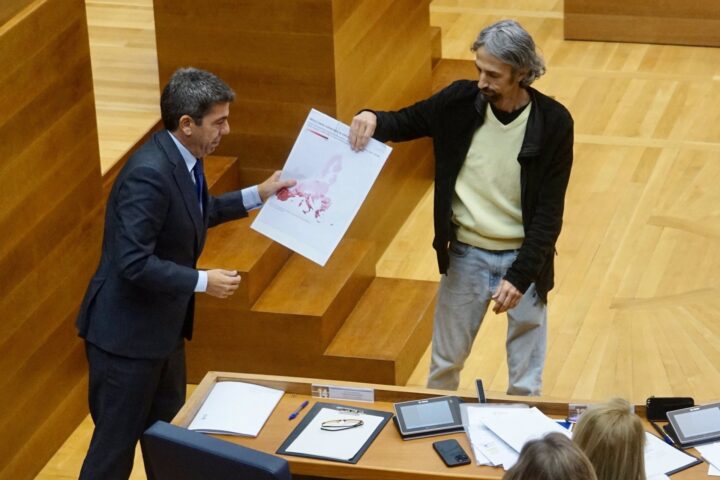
[646,396,694,421]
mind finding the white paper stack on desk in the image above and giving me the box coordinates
[460,404,571,470]
[461,403,703,477]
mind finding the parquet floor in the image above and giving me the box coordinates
[386,0,720,405]
[36,0,720,478]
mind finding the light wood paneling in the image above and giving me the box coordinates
[565,0,720,47]
[153,0,336,172]
[0,0,103,479]
[85,0,160,173]
[0,0,32,26]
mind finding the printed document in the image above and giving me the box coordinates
[693,440,720,476]
[252,109,391,266]
[188,381,283,437]
[472,406,571,453]
[644,432,700,476]
[461,404,524,469]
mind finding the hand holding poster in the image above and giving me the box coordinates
[251,109,392,266]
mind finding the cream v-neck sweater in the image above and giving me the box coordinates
[452,102,531,250]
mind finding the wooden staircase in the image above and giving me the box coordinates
[189,148,438,385]
[161,0,446,387]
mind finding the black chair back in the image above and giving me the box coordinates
[142,421,291,480]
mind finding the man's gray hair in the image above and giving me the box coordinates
[471,20,546,87]
[160,67,235,131]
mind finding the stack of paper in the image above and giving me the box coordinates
[460,404,570,470]
[188,381,284,437]
[461,404,706,476]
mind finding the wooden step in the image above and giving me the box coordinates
[323,277,437,384]
[197,210,291,309]
[205,155,240,195]
[187,238,376,382]
[252,238,375,346]
[199,156,291,309]
[430,25,442,69]
[432,58,476,93]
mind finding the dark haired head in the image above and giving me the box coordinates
[160,67,235,131]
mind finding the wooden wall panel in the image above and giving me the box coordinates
[153,0,337,171]
[565,0,720,47]
[154,0,434,264]
[0,0,103,478]
[0,0,32,27]
[333,0,433,257]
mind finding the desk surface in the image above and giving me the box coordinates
[173,372,710,480]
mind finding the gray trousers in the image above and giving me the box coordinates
[427,241,547,395]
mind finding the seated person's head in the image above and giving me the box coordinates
[572,398,645,480]
[503,432,597,480]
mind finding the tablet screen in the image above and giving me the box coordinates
[399,401,454,429]
[675,406,720,437]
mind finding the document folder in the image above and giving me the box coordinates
[277,402,392,464]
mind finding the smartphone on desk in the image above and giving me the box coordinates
[433,439,471,467]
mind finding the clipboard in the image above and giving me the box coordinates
[276,402,392,464]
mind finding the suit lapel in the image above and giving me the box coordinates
[156,132,206,251]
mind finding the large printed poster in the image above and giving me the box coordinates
[251,109,392,266]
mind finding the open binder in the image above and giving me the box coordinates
[277,402,392,464]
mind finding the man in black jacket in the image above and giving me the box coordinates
[349,20,573,395]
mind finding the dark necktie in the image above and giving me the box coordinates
[192,160,204,213]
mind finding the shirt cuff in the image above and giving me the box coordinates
[242,186,263,211]
[194,270,208,293]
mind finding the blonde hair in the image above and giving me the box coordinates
[573,398,646,480]
[503,432,597,480]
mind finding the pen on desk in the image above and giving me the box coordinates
[288,400,309,420]
[650,420,673,445]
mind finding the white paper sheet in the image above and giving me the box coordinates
[188,381,283,437]
[284,407,384,461]
[465,408,519,469]
[252,109,391,266]
[696,442,720,474]
[644,432,700,477]
[473,407,571,453]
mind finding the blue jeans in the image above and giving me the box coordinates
[427,241,547,395]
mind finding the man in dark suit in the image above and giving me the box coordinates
[76,67,294,479]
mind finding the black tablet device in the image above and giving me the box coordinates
[667,402,720,447]
[393,396,463,440]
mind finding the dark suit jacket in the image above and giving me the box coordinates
[76,131,247,359]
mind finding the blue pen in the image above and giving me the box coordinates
[289,400,309,420]
[650,421,674,446]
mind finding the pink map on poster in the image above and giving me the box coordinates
[251,109,391,266]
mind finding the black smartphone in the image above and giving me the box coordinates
[432,439,471,467]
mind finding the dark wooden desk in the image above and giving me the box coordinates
[173,372,710,480]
